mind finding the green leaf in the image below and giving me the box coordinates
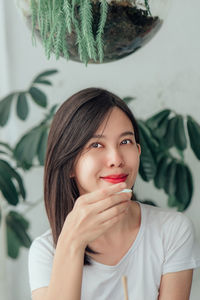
[146,109,171,131]
[175,163,192,211]
[154,156,171,189]
[139,130,157,181]
[14,126,44,167]
[0,173,19,205]
[29,87,47,107]
[6,211,32,259]
[185,166,193,209]
[0,150,6,154]
[164,117,177,148]
[138,120,159,154]
[138,199,157,207]
[16,93,29,120]
[34,69,58,81]
[164,160,177,195]
[6,225,21,259]
[8,211,29,230]
[122,97,135,104]
[37,127,48,165]
[167,195,178,208]
[0,159,26,200]
[33,79,52,85]
[49,104,58,117]
[6,211,32,248]
[174,115,187,151]
[152,114,169,139]
[0,142,13,152]
[187,116,200,160]
[0,93,15,126]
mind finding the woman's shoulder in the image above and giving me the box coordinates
[29,228,55,257]
[139,201,193,232]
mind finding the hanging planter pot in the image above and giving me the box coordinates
[16,0,171,64]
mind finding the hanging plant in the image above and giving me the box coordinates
[16,0,165,64]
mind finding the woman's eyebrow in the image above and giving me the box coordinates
[91,131,135,139]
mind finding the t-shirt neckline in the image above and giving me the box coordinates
[89,201,145,270]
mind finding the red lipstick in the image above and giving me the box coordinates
[100,174,128,184]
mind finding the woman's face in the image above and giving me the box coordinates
[72,107,141,195]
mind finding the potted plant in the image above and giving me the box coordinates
[16,0,167,64]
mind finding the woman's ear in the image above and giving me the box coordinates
[137,144,141,155]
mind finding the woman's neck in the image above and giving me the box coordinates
[88,201,141,249]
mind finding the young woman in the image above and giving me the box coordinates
[28,88,200,300]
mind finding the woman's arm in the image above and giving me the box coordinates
[35,236,85,300]
[158,269,193,300]
[31,182,131,300]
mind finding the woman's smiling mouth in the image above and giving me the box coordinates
[100,174,128,183]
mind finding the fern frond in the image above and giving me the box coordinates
[71,0,89,64]
[37,0,48,40]
[43,9,51,42]
[96,0,108,63]
[30,0,37,45]
[63,0,72,33]
[80,0,97,61]
[45,9,62,59]
[144,0,151,16]
[62,34,70,60]
[30,0,94,63]
[55,11,64,59]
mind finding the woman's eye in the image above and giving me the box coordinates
[90,142,102,148]
[121,139,133,145]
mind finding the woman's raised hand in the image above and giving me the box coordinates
[59,182,132,250]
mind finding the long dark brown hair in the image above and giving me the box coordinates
[44,88,140,265]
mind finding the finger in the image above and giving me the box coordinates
[97,201,130,225]
[83,182,127,204]
[93,191,132,214]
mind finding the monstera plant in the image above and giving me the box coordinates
[1,71,200,258]
[16,0,172,64]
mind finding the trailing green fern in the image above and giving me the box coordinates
[63,0,72,33]
[30,0,151,64]
[96,0,108,63]
[80,0,97,61]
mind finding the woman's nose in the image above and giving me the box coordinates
[106,147,124,168]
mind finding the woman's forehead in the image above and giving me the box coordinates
[95,107,134,134]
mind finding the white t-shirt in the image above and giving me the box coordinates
[28,202,200,299]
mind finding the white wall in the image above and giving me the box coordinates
[1,0,200,299]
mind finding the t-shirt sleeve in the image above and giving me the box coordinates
[28,234,54,292]
[162,213,200,275]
